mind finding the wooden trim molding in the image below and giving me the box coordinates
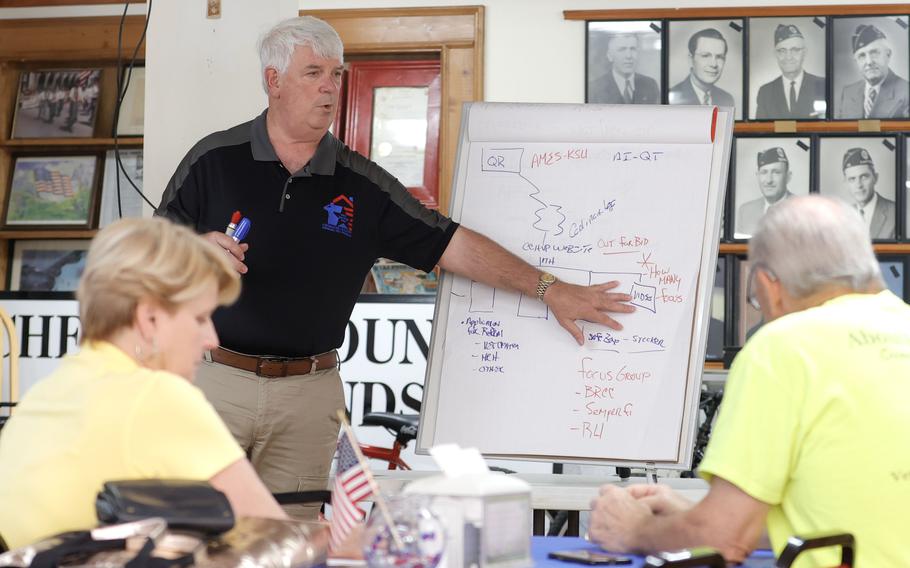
[565,4,910,21]
[0,0,143,7]
[303,6,484,215]
[0,15,145,62]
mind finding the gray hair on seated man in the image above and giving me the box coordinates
[749,195,884,305]
[257,16,344,93]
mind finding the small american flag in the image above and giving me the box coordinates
[329,432,372,551]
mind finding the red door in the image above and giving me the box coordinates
[343,60,441,209]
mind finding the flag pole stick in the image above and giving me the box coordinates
[336,409,405,551]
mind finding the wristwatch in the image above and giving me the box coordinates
[536,272,557,301]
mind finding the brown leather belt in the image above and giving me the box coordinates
[211,347,338,378]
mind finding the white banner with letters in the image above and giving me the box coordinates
[0,296,549,473]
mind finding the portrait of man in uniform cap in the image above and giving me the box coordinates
[840,146,896,238]
[834,18,910,119]
[752,21,826,119]
[735,145,799,238]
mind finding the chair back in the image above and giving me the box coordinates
[0,306,19,431]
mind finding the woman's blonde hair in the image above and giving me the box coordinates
[77,217,240,342]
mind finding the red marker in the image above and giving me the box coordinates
[225,210,242,237]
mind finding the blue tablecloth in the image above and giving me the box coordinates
[531,536,776,567]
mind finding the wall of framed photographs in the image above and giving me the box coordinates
[0,15,146,293]
[568,4,910,368]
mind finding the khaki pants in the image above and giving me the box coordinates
[195,357,345,520]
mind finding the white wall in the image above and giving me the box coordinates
[0,0,902,206]
[143,0,297,207]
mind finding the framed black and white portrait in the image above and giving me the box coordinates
[668,19,744,119]
[878,257,906,301]
[736,258,763,346]
[733,136,811,239]
[832,16,910,119]
[818,136,897,240]
[706,256,726,361]
[587,21,662,104]
[748,17,827,120]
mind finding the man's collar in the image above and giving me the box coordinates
[612,68,634,90]
[866,69,890,90]
[249,109,338,176]
[864,190,879,212]
[689,75,709,98]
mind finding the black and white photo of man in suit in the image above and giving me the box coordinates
[841,147,896,239]
[669,28,735,108]
[589,33,660,104]
[836,24,910,119]
[736,147,796,238]
[755,24,826,119]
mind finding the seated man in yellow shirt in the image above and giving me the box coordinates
[0,218,287,549]
[589,195,910,567]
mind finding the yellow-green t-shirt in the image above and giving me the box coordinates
[0,341,244,549]
[699,291,910,568]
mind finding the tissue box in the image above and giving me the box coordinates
[404,473,532,568]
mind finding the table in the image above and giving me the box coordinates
[532,537,776,567]
[370,471,710,536]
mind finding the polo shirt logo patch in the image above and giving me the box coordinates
[322,194,354,237]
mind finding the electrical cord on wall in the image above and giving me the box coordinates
[113,0,156,219]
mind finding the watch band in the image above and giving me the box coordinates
[537,273,557,301]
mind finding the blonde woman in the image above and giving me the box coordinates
[0,218,286,549]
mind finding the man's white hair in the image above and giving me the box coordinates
[750,195,883,298]
[258,16,344,93]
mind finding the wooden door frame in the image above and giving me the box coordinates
[301,6,484,216]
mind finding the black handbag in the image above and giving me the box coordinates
[95,480,235,535]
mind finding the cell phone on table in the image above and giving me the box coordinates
[548,549,633,565]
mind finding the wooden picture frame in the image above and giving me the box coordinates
[8,238,91,292]
[4,154,102,230]
[11,68,102,139]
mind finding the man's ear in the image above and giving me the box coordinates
[758,271,786,321]
[265,67,280,96]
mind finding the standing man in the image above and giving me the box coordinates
[836,24,910,118]
[755,24,825,119]
[841,147,895,239]
[736,147,795,237]
[157,16,634,519]
[669,28,735,108]
[589,33,659,104]
[588,195,910,567]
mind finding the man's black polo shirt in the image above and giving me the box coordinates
[157,110,457,357]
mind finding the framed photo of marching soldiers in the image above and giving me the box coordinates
[11,69,102,139]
